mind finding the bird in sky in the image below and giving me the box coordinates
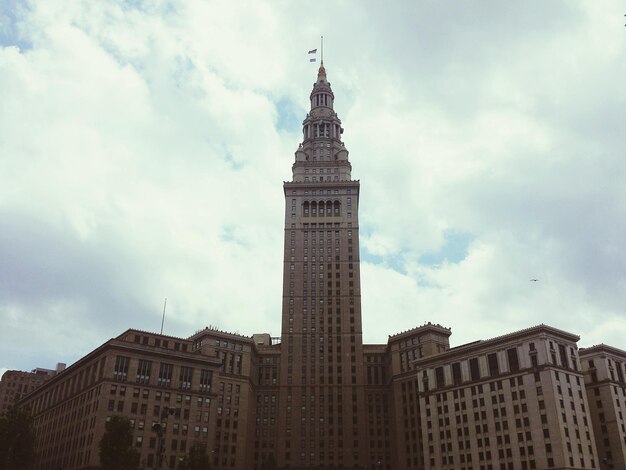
[530,279,539,282]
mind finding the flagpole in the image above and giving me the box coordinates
[160,298,167,335]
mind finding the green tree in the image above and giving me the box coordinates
[98,416,139,470]
[178,442,210,470]
[0,404,36,470]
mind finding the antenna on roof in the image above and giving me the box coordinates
[160,298,167,335]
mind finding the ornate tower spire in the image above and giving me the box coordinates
[293,64,351,183]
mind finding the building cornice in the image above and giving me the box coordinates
[117,328,190,342]
[388,322,452,344]
[580,343,626,359]
[187,326,254,343]
[284,180,360,191]
[413,324,579,366]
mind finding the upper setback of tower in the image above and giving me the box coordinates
[291,64,352,183]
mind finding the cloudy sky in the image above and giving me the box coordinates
[1,1,625,378]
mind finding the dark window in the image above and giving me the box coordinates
[507,348,520,372]
[113,356,130,381]
[558,344,568,368]
[200,370,213,392]
[136,360,152,384]
[179,367,193,390]
[158,363,173,387]
[452,363,462,385]
[487,354,499,377]
[469,358,480,381]
[617,362,625,383]
[435,367,445,388]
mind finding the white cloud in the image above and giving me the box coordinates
[1,0,625,371]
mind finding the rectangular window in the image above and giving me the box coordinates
[236,354,242,375]
[469,358,480,381]
[199,370,213,392]
[487,354,499,377]
[136,360,152,385]
[507,348,520,372]
[113,356,130,381]
[558,344,568,368]
[179,367,193,390]
[452,362,462,385]
[157,363,173,387]
[435,367,445,388]
[617,362,625,383]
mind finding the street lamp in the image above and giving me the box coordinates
[151,423,164,470]
[151,406,176,470]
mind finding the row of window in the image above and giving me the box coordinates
[426,348,523,390]
[304,121,340,139]
[304,168,338,174]
[311,94,332,108]
[289,188,353,196]
[300,223,348,230]
[131,334,189,352]
[587,357,626,383]
[113,356,213,391]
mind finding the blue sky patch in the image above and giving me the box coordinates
[220,225,248,247]
[274,96,302,133]
[361,228,473,271]
[419,229,473,266]
[223,149,244,171]
[362,250,423,277]
[0,0,33,50]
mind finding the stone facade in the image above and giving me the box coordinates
[580,344,626,470]
[0,367,58,413]
[23,329,224,470]
[412,325,598,470]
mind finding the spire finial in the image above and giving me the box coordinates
[318,36,326,77]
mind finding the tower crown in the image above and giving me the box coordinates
[310,63,334,111]
[293,64,350,181]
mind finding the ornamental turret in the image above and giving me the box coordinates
[293,63,351,183]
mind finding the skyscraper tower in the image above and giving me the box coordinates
[277,62,367,468]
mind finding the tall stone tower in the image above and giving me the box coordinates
[277,62,367,468]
